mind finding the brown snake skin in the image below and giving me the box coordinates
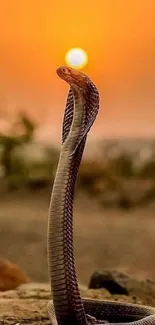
[47,66,155,325]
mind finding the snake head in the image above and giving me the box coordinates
[56,66,88,90]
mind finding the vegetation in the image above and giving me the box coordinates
[0,113,58,189]
[0,113,155,208]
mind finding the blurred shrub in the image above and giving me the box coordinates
[1,117,155,208]
[77,153,155,208]
[78,161,105,191]
[0,135,21,178]
[0,113,36,179]
[0,113,59,190]
[138,160,155,179]
[78,153,134,194]
[106,154,134,178]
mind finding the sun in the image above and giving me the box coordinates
[65,48,88,69]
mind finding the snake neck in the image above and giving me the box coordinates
[48,86,87,325]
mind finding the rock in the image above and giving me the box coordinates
[0,260,30,291]
[89,270,129,294]
[88,270,155,306]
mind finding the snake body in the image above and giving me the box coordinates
[47,66,155,325]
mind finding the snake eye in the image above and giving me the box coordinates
[61,67,67,73]
[61,67,72,75]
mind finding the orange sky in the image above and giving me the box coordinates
[0,1,154,142]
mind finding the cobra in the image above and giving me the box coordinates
[47,66,155,325]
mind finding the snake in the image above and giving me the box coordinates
[47,66,155,325]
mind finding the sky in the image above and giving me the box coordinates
[0,1,154,143]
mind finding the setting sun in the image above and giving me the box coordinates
[65,48,88,69]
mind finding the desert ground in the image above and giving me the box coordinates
[0,188,155,286]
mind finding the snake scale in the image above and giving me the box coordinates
[47,66,155,325]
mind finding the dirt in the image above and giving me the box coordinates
[0,188,155,286]
[1,281,155,324]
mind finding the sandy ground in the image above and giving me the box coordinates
[0,188,155,285]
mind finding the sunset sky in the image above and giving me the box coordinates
[0,1,154,143]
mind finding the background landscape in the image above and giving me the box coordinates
[0,0,155,286]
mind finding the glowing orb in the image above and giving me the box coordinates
[65,48,88,69]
